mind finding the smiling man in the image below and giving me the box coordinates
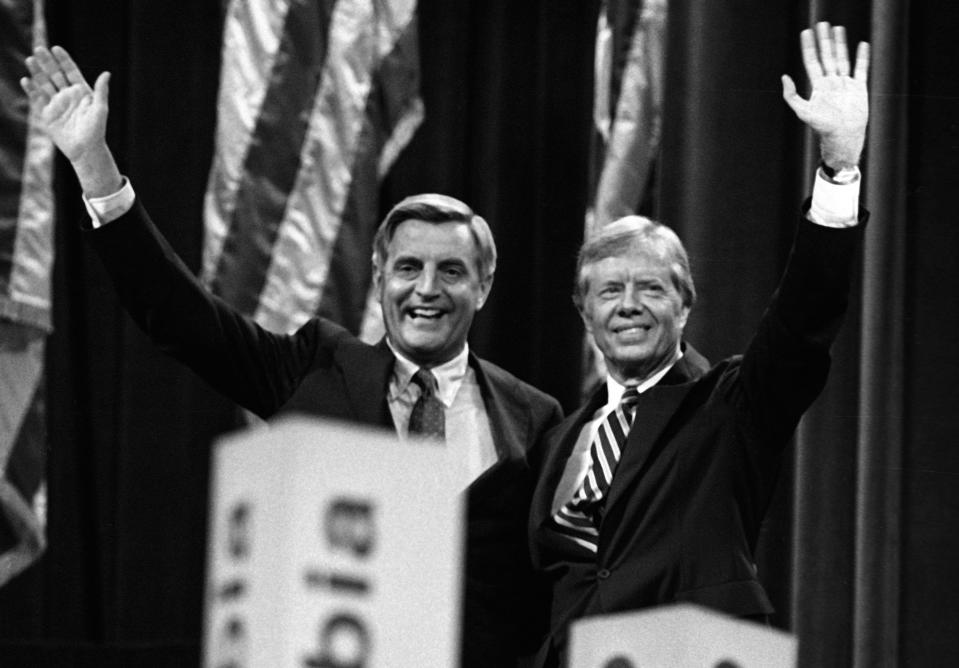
[527,23,871,668]
[21,47,561,668]
[576,220,693,386]
[372,195,494,369]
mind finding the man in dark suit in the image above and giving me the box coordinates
[527,23,870,666]
[22,47,561,668]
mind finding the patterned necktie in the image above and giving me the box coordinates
[408,368,445,443]
[552,386,640,552]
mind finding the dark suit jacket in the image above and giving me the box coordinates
[86,200,563,668]
[527,211,866,667]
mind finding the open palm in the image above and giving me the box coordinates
[22,46,109,163]
[782,23,870,167]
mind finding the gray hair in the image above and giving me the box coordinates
[574,215,696,310]
[372,193,497,280]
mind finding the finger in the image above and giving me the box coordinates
[51,45,91,89]
[19,77,51,109]
[24,55,57,99]
[853,41,870,84]
[816,22,837,75]
[833,26,850,76]
[799,29,823,82]
[26,45,52,68]
[93,71,111,107]
[33,47,69,90]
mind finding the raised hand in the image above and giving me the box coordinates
[781,22,870,169]
[21,46,121,197]
[21,46,109,162]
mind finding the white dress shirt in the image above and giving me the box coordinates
[387,342,497,491]
[551,350,680,514]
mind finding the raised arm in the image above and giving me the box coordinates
[21,46,122,197]
[781,22,870,171]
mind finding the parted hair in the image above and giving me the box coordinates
[371,193,497,280]
[574,215,696,311]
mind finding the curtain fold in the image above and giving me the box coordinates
[661,1,917,666]
[853,1,909,665]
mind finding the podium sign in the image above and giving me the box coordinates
[569,604,796,668]
[203,417,463,668]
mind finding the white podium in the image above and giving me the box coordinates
[569,604,796,668]
[202,417,463,668]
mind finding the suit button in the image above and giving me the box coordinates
[597,568,611,579]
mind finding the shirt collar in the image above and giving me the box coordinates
[605,347,683,408]
[387,339,470,407]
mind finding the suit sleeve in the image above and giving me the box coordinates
[84,199,337,418]
[734,203,867,445]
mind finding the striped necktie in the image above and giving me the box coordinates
[552,386,640,552]
[408,368,445,443]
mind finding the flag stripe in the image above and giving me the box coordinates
[6,108,55,331]
[206,0,338,317]
[0,333,46,586]
[0,0,52,587]
[593,0,667,226]
[202,0,292,287]
[0,0,32,311]
[252,0,418,333]
[605,0,642,123]
[316,17,422,332]
[1,0,54,331]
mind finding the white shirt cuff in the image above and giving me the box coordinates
[83,177,136,228]
[808,167,861,228]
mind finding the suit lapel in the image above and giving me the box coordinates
[530,386,608,532]
[603,345,709,514]
[336,338,395,428]
[471,355,527,464]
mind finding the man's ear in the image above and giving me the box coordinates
[476,275,493,310]
[677,304,690,331]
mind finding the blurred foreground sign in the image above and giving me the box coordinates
[203,417,463,667]
[569,604,796,668]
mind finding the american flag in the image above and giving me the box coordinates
[583,0,668,391]
[0,0,53,587]
[202,0,423,342]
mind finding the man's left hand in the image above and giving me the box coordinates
[782,22,870,170]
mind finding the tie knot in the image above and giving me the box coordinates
[412,368,438,396]
[620,386,640,422]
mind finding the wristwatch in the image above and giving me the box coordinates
[819,161,859,184]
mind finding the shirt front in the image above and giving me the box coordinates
[551,352,679,514]
[387,341,498,492]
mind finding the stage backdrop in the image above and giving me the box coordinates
[0,0,957,666]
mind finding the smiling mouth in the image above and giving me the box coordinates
[614,324,650,335]
[408,307,444,320]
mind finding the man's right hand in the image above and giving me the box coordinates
[21,46,122,198]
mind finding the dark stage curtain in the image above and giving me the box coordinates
[2,0,958,666]
[661,1,959,666]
